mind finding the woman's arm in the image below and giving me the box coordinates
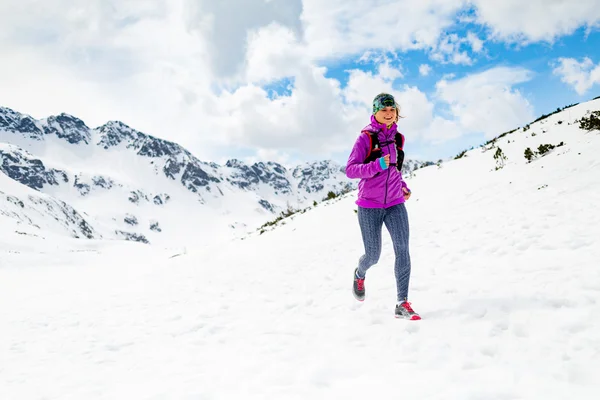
[345,133,384,179]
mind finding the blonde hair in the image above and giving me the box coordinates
[395,106,405,122]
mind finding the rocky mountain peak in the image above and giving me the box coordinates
[96,120,186,160]
[292,160,349,194]
[0,107,44,140]
[44,113,91,144]
[225,158,244,168]
[225,159,292,194]
[96,120,141,149]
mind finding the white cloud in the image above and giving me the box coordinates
[358,51,400,65]
[301,0,466,59]
[466,31,484,52]
[422,117,464,144]
[430,33,474,65]
[244,23,305,84]
[187,0,303,79]
[376,62,405,81]
[428,30,486,65]
[341,68,397,107]
[393,87,438,140]
[211,64,351,156]
[471,0,600,44]
[435,66,535,139]
[419,64,432,76]
[552,57,600,95]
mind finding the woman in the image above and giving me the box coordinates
[345,92,420,320]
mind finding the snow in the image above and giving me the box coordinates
[1,99,600,399]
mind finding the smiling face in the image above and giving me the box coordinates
[374,106,398,126]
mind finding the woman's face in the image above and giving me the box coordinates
[375,106,397,125]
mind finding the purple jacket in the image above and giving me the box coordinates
[346,115,410,208]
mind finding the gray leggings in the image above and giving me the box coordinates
[356,203,411,302]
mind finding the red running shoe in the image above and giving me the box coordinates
[395,301,421,320]
[353,268,365,301]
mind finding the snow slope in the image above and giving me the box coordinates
[0,165,98,241]
[1,99,599,399]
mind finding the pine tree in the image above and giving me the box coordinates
[494,147,507,170]
[579,111,600,131]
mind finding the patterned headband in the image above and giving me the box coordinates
[373,93,397,114]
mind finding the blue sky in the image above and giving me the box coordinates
[321,26,600,163]
[0,0,599,167]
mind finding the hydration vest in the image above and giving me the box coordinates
[363,130,405,172]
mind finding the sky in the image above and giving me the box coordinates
[1,0,600,167]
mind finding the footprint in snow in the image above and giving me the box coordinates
[462,360,483,370]
[480,344,496,357]
[512,324,528,338]
[490,320,509,336]
[104,342,134,352]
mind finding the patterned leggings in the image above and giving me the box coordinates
[356,203,411,302]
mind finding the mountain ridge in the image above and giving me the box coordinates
[0,105,430,246]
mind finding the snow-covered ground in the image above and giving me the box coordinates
[1,100,599,399]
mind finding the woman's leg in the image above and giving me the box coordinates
[356,206,385,279]
[383,203,411,302]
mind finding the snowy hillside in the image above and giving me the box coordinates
[1,98,599,399]
[0,106,364,246]
[0,168,98,241]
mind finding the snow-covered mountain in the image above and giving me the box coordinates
[0,106,373,246]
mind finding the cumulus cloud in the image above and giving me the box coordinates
[187,0,303,79]
[471,0,600,44]
[422,117,464,145]
[428,30,488,65]
[419,64,432,76]
[211,64,352,158]
[301,0,466,59]
[552,57,600,95]
[244,23,305,84]
[466,31,484,52]
[429,33,474,65]
[435,66,535,139]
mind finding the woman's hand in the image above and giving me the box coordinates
[379,154,391,169]
[402,186,411,200]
